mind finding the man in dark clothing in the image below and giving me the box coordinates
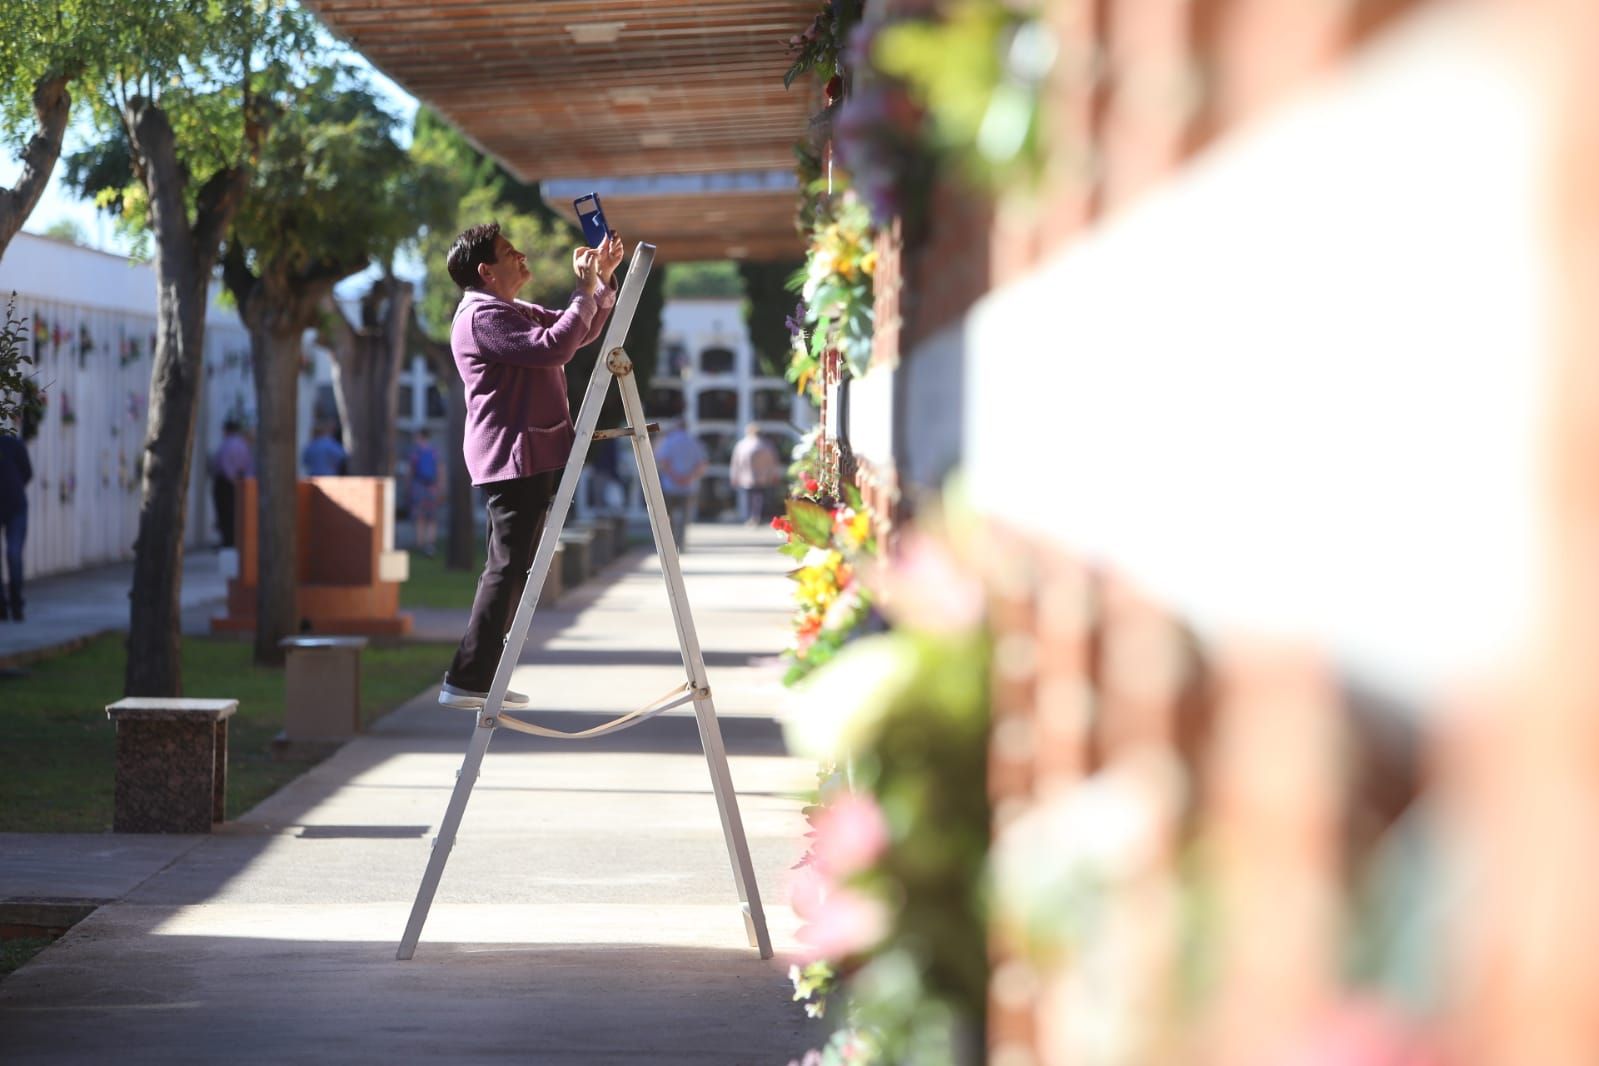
[0,431,32,620]
[212,418,253,548]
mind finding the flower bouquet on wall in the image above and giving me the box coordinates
[782,527,993,1066]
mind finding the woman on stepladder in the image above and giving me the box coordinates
[436,221,624,710]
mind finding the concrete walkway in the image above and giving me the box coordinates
[0,525,824,1064]
[0,549,230,667]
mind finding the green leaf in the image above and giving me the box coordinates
[788,498,834,547]
[778,541,811,561]
[843,482,864,512]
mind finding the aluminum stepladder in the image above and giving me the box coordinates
[397,242,772,961]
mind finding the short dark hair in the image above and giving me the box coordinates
[447,222,502,290]
[223,418,241,434]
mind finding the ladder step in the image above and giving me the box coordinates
[593,422,659,441]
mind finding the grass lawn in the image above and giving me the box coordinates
[0,937,54,978]
[400,546,484,610]
[0,634,458,833]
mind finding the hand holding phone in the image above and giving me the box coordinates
[574,193,611,248]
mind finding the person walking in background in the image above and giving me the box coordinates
[0,428,32,621]
[211,418,253,549]
[729,423,780,527]
[654,418,706,550]
[301,420,348,477]
[437,220,623,711]
[408,428,442,557]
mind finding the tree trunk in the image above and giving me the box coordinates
[246,311,306,666]
[225,245,345,668]
[123,99,252,697]
[0,73,72,261]
[409,316,474,571]
[328,275,410,477]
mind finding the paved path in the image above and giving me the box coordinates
[0,525,824,1064]
[0,550,230,667]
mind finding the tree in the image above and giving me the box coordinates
[41,218,86,245]
[223,73,451,664]
[665,260,743,300]
[0,2,91,262]
[740,260,805,378]
[65,1,315,696]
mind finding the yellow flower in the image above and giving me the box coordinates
[860,250,877,277]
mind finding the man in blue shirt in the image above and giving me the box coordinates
[653,418,706,551]
[301,421,348,477]
[0,429,32,621]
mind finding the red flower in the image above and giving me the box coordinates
[803,474,821,495]
[771,515,795,534]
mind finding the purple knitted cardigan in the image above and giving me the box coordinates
[450,282,616,485]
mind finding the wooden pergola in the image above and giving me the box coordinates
[306,0,818,262]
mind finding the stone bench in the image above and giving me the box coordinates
[274,636,366,757]
[105,698,237,833]
[558,529,594,590]
[542,543,565,604]
[571,520,613,570]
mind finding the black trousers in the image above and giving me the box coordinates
[212,474,237,548]
[446,471,559,692]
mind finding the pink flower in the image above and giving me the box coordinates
[1284,999,1443,1066]
[811,792,889,879]
[792,879,888,961]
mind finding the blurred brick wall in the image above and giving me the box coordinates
[846,0,1599,1060]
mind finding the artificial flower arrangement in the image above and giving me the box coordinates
[833,0,1056,237]
[783,527,993,1066]
[789,191,877,381]
[784,0,865,100]
[773,480,879,687]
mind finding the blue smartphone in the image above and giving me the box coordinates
[573,193,611,248]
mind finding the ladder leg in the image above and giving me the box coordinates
[692,694,774,958]
[397,716,497,960]
[618,370,773,958]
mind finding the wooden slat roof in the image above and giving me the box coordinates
[307,0,819,260]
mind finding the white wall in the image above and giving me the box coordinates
[0,232,254,577]
[962,3,1545,705]
[657,297,813,513]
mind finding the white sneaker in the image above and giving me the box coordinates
[438,679,532,710]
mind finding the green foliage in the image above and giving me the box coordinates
[663,260,743,300]
[228,67,453,287]
[0,293,29,431]
[872,1,1054,193]
[401,542,486,610]
[0,0,94,146]
[0,937,56,980]
[739,259,804,378]
[40,218,86,244]
[57,1,331,259]
[788,498,835,548]
[783,0,865,91]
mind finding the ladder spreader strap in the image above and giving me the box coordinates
[492,682,698,740]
